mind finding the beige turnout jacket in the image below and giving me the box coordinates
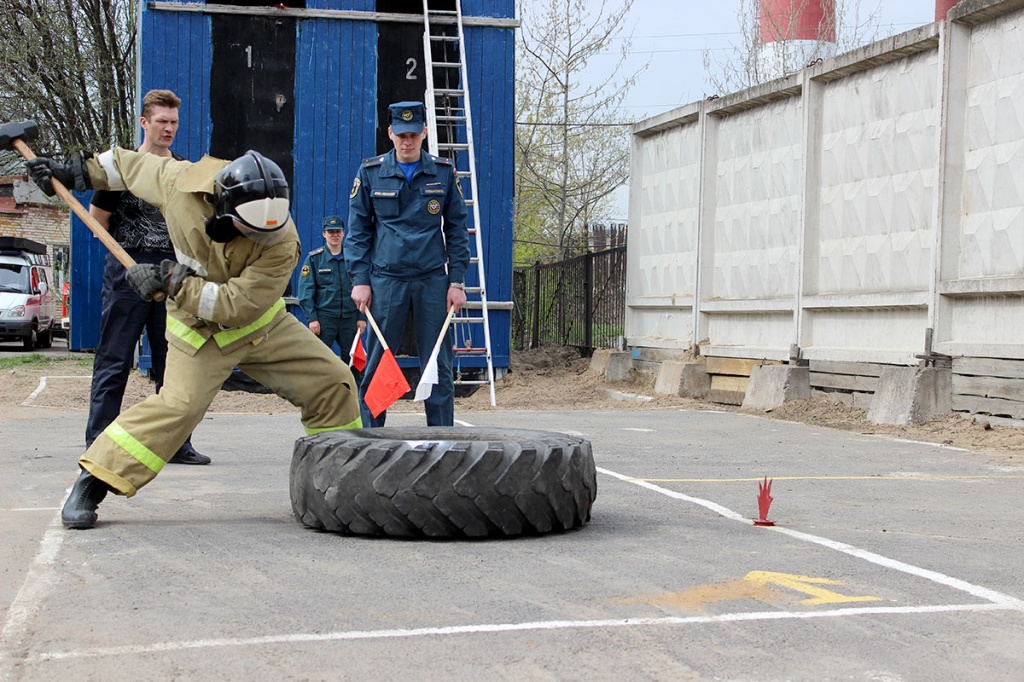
[86,148,301,355]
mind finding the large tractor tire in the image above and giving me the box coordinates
[290,427,597,538]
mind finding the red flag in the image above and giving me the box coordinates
[350,333,367,371]
[363,348,409,417]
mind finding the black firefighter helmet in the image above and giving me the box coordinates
[213,150,290,233]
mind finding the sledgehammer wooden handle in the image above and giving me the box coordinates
[12,138,138,269]
[13,138,166,302]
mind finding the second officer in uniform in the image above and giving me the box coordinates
[298,215,362,365]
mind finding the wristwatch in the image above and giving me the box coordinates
[449,282,465,289]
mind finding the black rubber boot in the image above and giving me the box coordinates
[168,442,211,465]
[62,469,109,529]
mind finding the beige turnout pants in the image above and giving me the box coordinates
[81,314,362,496]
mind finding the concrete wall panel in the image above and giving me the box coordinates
[815,49,939,296]
[957,7,1024,280]
[629,123,701,302]
[711,98,803,301]
[802,308,928,362]
[626,307,694,350]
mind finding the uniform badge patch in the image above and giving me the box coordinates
[427,199,441,215]
[455,176,463,197]
[301,264,311,277]
[350,177,361,199]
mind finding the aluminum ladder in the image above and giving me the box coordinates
[420,0,496,406]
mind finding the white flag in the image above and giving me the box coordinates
[414,308,456,402]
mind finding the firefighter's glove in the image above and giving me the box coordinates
[26,154,92,197]
[126,260,194,302]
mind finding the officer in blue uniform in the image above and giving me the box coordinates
[297,215,362,364]
[346,101,470,427]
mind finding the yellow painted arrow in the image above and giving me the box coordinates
[744,571,879,605]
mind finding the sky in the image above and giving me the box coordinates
[570,0,941,217]
[593,0,939,121]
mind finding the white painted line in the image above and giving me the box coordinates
[21,376,48,405]
[597,466,1024,609]
[599,466,747,522]
[21,375,91,407]
[771,524,1023,607]
[0,514,66,679]
[622,428,654,432]
[27,602,1014,663]
[888,438,968,452]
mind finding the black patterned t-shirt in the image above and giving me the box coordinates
[91,152,183,252]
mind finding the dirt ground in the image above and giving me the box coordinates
[2,346,1022,463]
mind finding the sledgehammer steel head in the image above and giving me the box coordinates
[0,121,40,152]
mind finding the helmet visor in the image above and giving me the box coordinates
[234,220,290,246]
[232,197,291,232]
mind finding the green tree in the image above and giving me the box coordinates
[514,0,644,265]
[0,0,136,167]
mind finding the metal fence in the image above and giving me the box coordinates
[512,246,627,351]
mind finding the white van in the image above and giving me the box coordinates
[0,237,57,350]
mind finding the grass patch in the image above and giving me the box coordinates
[0,353,93,372]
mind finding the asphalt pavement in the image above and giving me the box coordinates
[0,335,72,358]
[1,400,1022,681]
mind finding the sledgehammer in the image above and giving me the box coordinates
[0,120,145,275]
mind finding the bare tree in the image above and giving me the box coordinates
[704,0,883,94]
[0,0,136,164]
[515,0,645,264]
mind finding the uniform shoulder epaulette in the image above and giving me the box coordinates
[362,155,385,167]
[309,247,324,256]
[431,154,453,166]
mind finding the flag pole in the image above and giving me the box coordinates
[363,309,389,350]
[414,308,456,402]
[428,308,456,364]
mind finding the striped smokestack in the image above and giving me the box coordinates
[757,0,836,80]
[760,0,836,43]
[934,0,959,21]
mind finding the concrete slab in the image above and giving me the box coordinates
[589,348,612,377]
[741,365,811,411]
[604,388,654,403]
[603,351,633,382]
[868,366,952,425]
[653,361,685,395]
[680,361,711,399]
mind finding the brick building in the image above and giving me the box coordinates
[0,174,70,281]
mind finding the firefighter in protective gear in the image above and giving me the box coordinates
[27,149,362,529]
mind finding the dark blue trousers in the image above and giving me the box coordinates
[359,270,453,427]
[317,314,359,364]
[85,251,178,447]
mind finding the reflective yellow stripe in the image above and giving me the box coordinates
[166,315,207,349]
[105,422,166,474]
[305,414,363,435]
[213,299,285,348]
